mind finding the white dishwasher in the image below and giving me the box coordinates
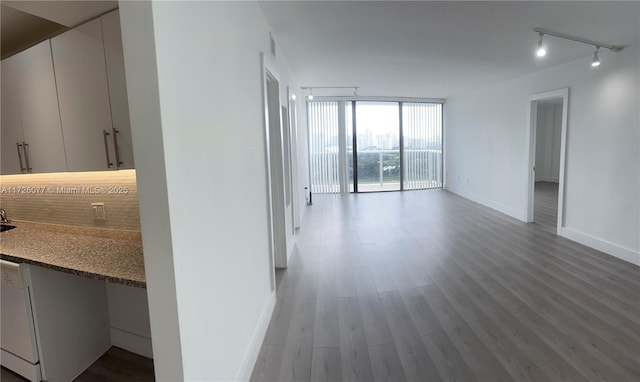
[1,259,42,382]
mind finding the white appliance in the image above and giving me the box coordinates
[1,259,42,381]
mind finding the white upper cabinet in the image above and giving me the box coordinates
[1,41,67,174]
[1,57,25,174]
[51,18,116,172]
[101,10,135,169]
[0,10,134,175]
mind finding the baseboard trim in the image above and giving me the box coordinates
[110,327,153,358]
[445,185,525,221]
[560,227,640,266]
[236,290,276,381]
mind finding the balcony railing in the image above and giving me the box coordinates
[310,148,442,193]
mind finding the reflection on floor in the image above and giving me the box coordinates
[251,189,640,382]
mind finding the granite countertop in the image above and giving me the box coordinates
[0,220,145,287]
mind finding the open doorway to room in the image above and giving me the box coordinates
[526,88,569,235]
[534,98,563,232]
[261,54,288,291]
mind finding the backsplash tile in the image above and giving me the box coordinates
[0,170,140,231]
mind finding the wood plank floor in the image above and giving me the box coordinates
[1,347,154,382]
[534,181,559,234]
[251,187,640,382]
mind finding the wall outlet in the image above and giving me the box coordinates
[91,203,106,220]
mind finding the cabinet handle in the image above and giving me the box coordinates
[16,143,26,173]
[103,130,114,168]
[112,128,123,168]
[22,142,32,173]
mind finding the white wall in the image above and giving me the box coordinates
[446,44,639,264]
[535,102,562,182]
[272,46,303,264]
[295,98,310,223]
[120,1,305,380]
[119,2,184,380]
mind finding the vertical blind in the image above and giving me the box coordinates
[308,100,443,194]
[308,101,340,194]
[402,102,443,190]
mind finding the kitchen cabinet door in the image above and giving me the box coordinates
[102,10,135,169]
[1,41,67,174]
[1,56,25,174]
[17,41,68,174]
[52,18,116,172]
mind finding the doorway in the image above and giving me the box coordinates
[525,88,569,235]
[261,54,288,287]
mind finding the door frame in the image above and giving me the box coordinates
[287,87,301,229]
[524,87,569,234]
[261,53,288,284]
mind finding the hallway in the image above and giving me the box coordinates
[251,190,640,381]
[534,181,559,234]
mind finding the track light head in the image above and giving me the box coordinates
[591,47,601,67]
[291,94,297,100]
[536,33,547,57]
[307,88,314,100]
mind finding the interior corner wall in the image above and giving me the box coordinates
[535,103,562,182]
[122,1,301,380]
[445,44,639,264]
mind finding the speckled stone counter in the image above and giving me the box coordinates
[0,220,145,287]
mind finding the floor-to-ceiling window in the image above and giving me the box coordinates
[402,102,443,190]
[355,102,401,192]
[308,101,341,194]
[308,99,443,194]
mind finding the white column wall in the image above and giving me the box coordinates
[120,1,307,380]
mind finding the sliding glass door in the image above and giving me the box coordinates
[355,102,401,192]
[308,100,442,194]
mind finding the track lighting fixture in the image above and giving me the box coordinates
[591,47,601,67]
[536,33,547,57]
[533,28,622,68]
[291,94,297,100]
[301,86,360,100]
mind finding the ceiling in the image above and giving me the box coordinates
[260,1,640,98]
[1,5,67,59]
[3,0,116,27]
[1,0,117,59]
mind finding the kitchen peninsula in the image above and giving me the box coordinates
[0,220,145,287]
[1,220,150,382]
